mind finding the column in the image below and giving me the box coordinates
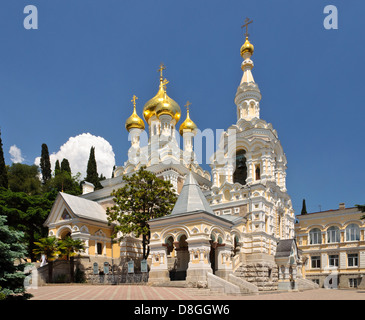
[215,244,233,280]
[148,242,170,284]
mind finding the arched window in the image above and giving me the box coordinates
[346,224,360,241]
[233,150,247,185]
[309,228,322,244]
[327,226,340,243]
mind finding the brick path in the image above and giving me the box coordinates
[27,285,365,300]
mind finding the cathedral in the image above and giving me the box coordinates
[44,25,309,292]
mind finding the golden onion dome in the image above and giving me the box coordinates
[125,95,145,132]
[143,69,181,124]
[179,103,197,136]
[144,90,181,123]
[240,37,254,57]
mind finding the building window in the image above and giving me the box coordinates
[349,278,359,288]
[329,255,339,267]
[346,224,360,242]
[347,253,358,267]
[96,242,103,255]
[233,150,247,185]
[309,228,322,244]
[327,226,340,243]
[255,165,261,181]
[311,256,321,269]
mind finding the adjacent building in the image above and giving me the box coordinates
[295,203,365,288]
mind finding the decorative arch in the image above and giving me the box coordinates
[56,225,72,239]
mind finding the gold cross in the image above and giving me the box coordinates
[241,18,253,38]
[158,62,166,77]
[185,101,192,111]
[131,95,138,107]
[162,78,169,90]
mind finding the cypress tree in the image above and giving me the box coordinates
[301,199,307,215]
[54,160,61,176]
[40,143,52,184]
[0,129,8,189]
[85,147,102,189]
[60,158,71,175]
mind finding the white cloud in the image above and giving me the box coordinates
[9,145,25,163]
[34,133,115,180]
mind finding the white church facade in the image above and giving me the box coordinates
[44,26,315,292]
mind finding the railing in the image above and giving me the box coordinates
[90,273,149,285]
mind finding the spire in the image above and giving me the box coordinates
[171,170,214,216]
[235,18,262,121]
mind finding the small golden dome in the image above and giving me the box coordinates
[179,107,197,136]
[240,37,254,57]
[125,96,145,132]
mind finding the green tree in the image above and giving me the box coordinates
[85,146,102,190]
[0,215,30,300]
[0,130,8,189]
[58,237,85,282]
[60,158,71,174]
[54,160,61,176]
[33,237,60,283]
[7,163,42,195]
[301,199,307,215]
[0,187,55,261]
[357,204,365,220]
[40,143,52,184]
[106,166,177,259]
[50,171,81,195]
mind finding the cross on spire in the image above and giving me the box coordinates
[158,62,166,78]
[162,78,169,90]
[131,95,138,108]
[241,18,253,38]
[185,100,192,111]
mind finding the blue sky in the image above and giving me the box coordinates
[1,0,364,214]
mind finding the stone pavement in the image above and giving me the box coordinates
[27,284,365,300]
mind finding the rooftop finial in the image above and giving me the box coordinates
[131,95,138,109]
[185,100,192,112]
[241,17,253,38]
[158,62,166,82]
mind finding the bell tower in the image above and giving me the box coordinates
[234,18,262,122]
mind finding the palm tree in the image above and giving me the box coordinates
[33,237,60,283]
[58,237,85,282]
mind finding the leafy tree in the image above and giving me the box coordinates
[58,237,85,282]
[301,199,307,215]
[357,204,365,220]
[0,130,8,189]
[85,146,102,190]
[7,163,42,195]
[0,215,30,300]
[40,144,52,184]
[50,171,82,195]
[106,166,177,259]
[33,237,60,283]
[0,187,55,261]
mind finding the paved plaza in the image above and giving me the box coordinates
[27,285,365,300]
